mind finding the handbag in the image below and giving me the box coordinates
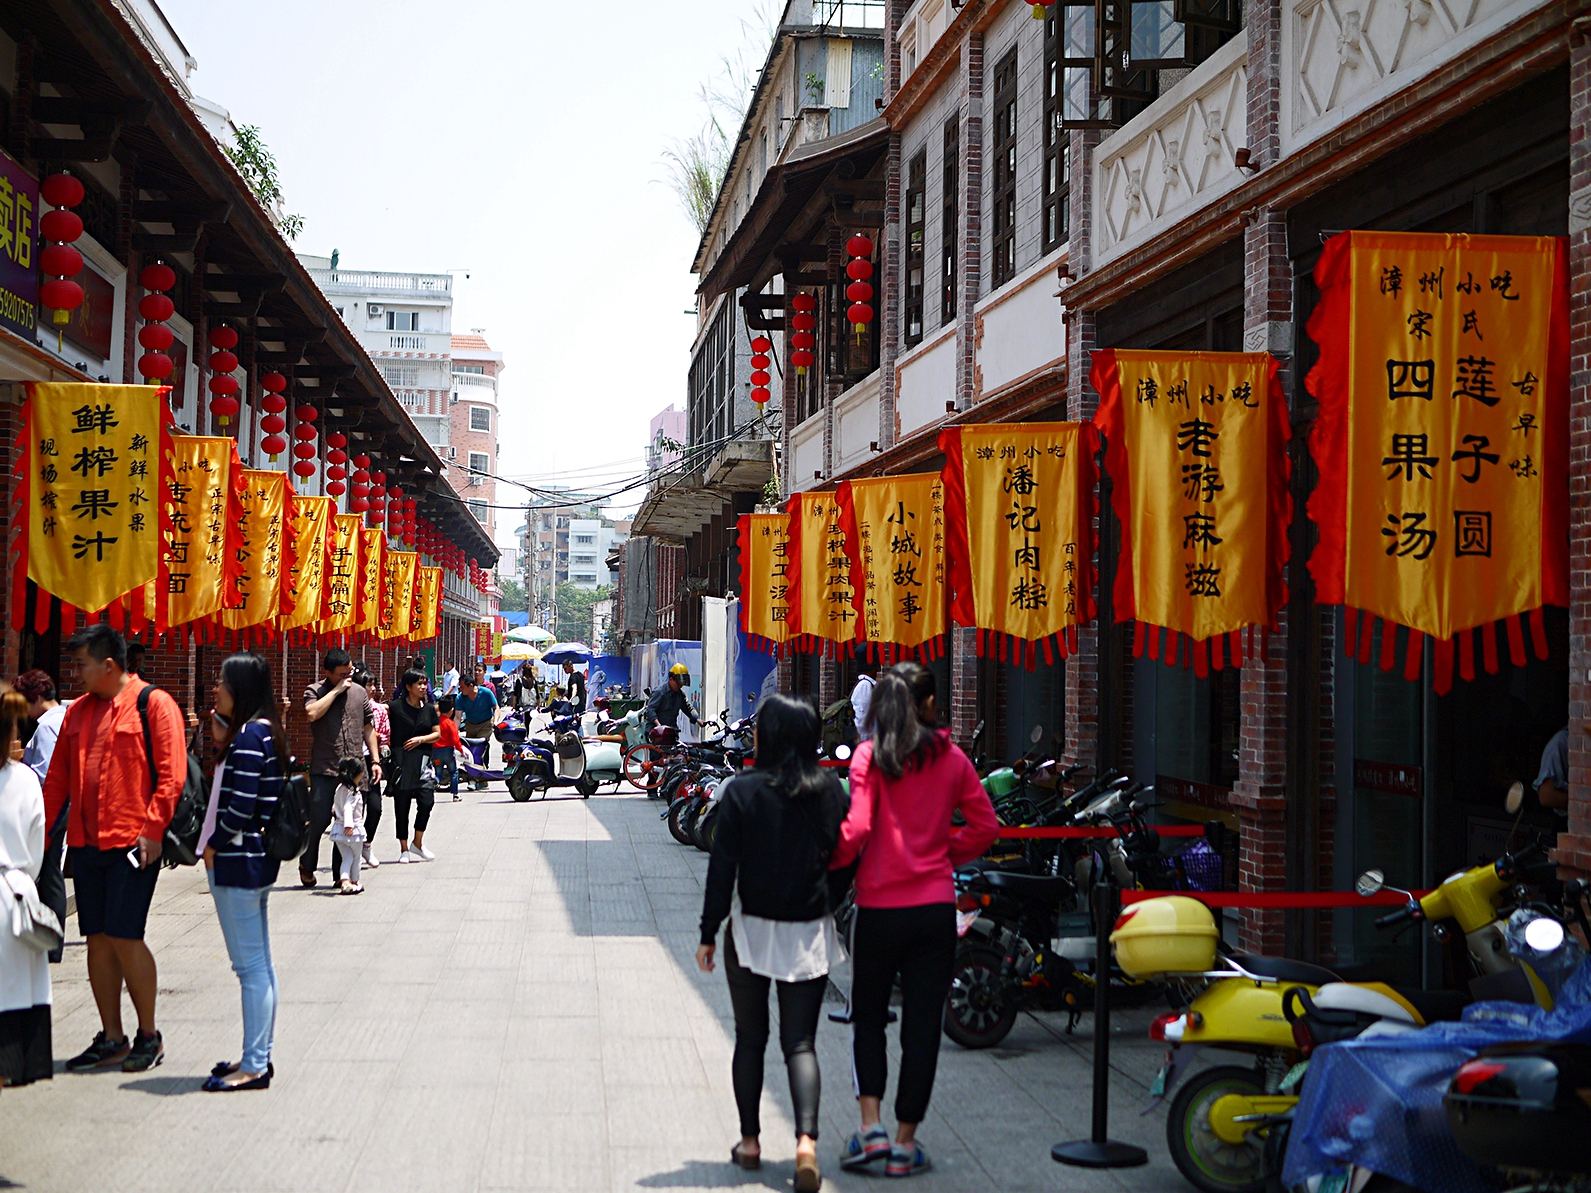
[4,867,64,955]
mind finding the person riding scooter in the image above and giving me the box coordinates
[643,665,698,737]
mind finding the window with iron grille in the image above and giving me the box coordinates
[688,300,737,439]
[383,365,419,388]
[990,49,1019,289]
[469,405,491,432]
[905,150,926,347]
[468,451,489,474]
[1043,11,1070,253]
[941,113,959,326]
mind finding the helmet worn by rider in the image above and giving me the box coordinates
[669,664,691,686]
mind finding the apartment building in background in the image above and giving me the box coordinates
[449,333,503,542]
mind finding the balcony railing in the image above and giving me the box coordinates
[451,372,495,388]
[309,269,452,295]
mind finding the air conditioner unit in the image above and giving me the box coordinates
[368,304,383,316]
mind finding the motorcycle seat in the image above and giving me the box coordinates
[1229,953,1341,986]
[1391,985,1468,1024]
[984,870,1072,901]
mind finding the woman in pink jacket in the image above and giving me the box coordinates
[831,662,999,1178]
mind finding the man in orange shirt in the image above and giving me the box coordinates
[42,624,186,1074]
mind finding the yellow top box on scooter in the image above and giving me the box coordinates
[1110,895,1220,978]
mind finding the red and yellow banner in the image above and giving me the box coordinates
[737,512,792,652]
[415,566,442,641]
[317,513,361,636]
[280,495,333,633]
[221,470,292,633]
[1092,352,1292,676]
[1305,231,1568,692]
[836,474,947,660]
[940,422,1098,669]
[784,491,859,655]
[379,550,418,640]
[161,435,245,629]
[357,527,384,637]
[13,382,175,631]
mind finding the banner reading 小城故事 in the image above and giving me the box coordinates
[835,474,947,662]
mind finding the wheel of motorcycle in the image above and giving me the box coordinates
[693,804,717,852]
[623,745,665,791]
[1166,1065,1269,1193]
[507,774,533,803]
[666,800,694,845]
[943,946,1019,1049]
[577,771,598,799]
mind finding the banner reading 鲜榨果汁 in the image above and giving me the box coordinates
[940,421,1099,670]
[784,491,859,657]
[835,473,947,662]
[737,512,792,653]
[1305,230,1568,693]
[1091,353,1292,677]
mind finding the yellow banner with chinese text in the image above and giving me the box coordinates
[836,474,947,657]
[317,514,361,635]
[737,513,791,651]
[162,435,243,627]
[280,496,333,632]
[357,528,384,637]
[379,550,417,640]
[785,491,859,652]
[415,566,442,640]
[221,470,289,631]
[1305,231,1567,691]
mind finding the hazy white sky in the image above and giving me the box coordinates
[159,0,762,544]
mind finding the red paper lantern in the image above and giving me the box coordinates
[293,461,317,479]
[750,352,771,370]
[326,481,347,498]
[846,258,874,281]
[751,387,771,405]
[40,278,84,314]
[750,370,771,387]
[261,414,287,435]
[41,173,85,209]
[293,423,317,442]
[40,173,88,332]
[293,442,317,459]
[209,326,239,350]
[848,302,875,327]
[139,262,176,292]
[41,244,82,278]
[138,323,174,351]
[847,280,874,303]
[138,294,174,323]
[353,453,370,469]
[208,350,238,375]
[846,233,873,259]
[846,236,876,338]
[261,372,287,393]
[210,396,240,423]
[39,209,82,244]
[138,352,173,380]
[208,374,240,397]
[208,326,241,426]
[261,434,289,458]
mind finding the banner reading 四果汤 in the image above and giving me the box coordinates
[220,470,293,642]
[939,422,1099,671]
[737,512,792,653]
[356,527,384,640]
[279,495,334,639]
[143,435,245,637]
[784,491,860,657]
[316,514,361,638]
[1305,231,1568,694]
[379,550,418,641]
[415,566,442,641]
[835,474,948,662]
[13,382,175,633]
[1091,353,1293,677]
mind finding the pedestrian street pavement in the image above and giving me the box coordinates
[0,782,1206,1193]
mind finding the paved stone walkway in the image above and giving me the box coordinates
[0,785,1201,1192]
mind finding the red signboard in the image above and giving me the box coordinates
[62,261,114,361]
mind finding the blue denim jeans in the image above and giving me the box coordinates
[432,747,458,796]
[207,874,278,1073]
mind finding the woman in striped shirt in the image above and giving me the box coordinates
[201,653,288,1092]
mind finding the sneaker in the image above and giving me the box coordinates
[394,851,412,864]
[66,1030,130,1072]
[406,847,430,863]
[122,1029,164,1073]
[886,1142,930,1178]
[414,843,436,861]
[839,1125,892,1171]
[362,845,380,869]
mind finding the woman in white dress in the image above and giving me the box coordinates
[0,689,52,1089]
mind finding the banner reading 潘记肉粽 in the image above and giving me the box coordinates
[784,492,859,656]
[940,422,1099,670]
[220,471,292,636]
[835,474,947,661]
[1091,353,1292,677]
[280,495,333,634]
[357,528,384,638]
[16,383,175,631]
[737,512,792,653]
[379,550,417,640]
[1305,230,1568,693]
[317,514,361,636]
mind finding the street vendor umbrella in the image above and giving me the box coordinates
[539,642,593,665]
[505,624,555,644]
[501,642,542,661]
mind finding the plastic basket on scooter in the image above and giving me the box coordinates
[1173,838,1224,892]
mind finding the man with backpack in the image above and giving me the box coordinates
[41,624,187,1073]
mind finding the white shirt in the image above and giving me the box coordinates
[22,702,68,785]
[0,761,50,1012]
[731,901,844,983]
[442,668,460,696]
[850,675,876,741]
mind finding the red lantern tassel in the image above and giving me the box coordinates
[1132,622,1147,658]
[1529,607,1549,661]
[1481,620,1499,675]
[1344,607,1359,658]
[1357,616,1374,665]
[1432,636,1453,693]
[1027,639,1037,672]
[1380,617,1397,672]
[107,601,124,632]
[1192,637,1209,678]
[1505,615,1526,667]
[34,586,50,635]
[1147,624,1162,661]
[1210,634,1224,672]
[1457,628,1476,683]
[1041,635,1054,666]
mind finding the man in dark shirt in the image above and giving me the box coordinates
[301,648,381,886]
[644,667,698,735]
[563,662,587,715]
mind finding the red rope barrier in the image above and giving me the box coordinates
[1120,888,1430,908]
[994,825,1207,839]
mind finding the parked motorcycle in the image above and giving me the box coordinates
[507,713,599,801]
[459,708,531,786]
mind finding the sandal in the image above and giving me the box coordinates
[730,1143,761,1171]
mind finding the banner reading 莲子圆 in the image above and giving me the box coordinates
[15,382,175,630]
[160,435,245,628]
[785,492,859,655]
[221,470,292,634]
[357,528,384,638]
[940,422,1099,669]
[1305,231,1568,693]
[317,514,361,636]
[415,566,441,641]
[737,512,792,653]
[1092,353,1292,677]
[836,474,947,660]
[379,550,418,640]
[280,495,333,633]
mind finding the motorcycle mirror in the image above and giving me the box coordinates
[1523,916,1566,953]
[1030,723,1044,745]
[1355,868,1385,897]
[833,743,852,761]
[1504,780,1525,815]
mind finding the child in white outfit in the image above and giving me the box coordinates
[333,756,368,894]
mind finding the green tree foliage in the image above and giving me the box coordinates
[497,577,527,612]
[224,124,305,240]
[554,582,610,644]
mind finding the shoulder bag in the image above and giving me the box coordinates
[3,867,64,955]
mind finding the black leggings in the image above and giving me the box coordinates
[849,903,956,1125]
[392,786,434,840]
[365,777,382,840]
[724,931,826,1140]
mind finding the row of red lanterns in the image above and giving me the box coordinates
[40,173,85,332]
[136,261,176,383]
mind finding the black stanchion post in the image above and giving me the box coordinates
[1052,874,1148,1169]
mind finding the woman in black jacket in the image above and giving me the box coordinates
[697,694,847,1193]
